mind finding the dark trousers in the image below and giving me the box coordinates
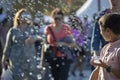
[50,58,71,80]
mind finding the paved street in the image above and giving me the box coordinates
[1,54,92,80]
[68,55,92,80]
[68,70,91,80]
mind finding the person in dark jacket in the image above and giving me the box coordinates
[91,0,120,56]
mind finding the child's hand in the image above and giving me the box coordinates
[90,59,108,68]
[94,60,108,68]
[90,58,96,67]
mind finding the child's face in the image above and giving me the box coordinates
[99,25,111,42]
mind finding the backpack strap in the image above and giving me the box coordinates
[48,27,57,42]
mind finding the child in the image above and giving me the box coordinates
[89,13,120,80]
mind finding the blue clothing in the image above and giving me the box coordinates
[91,9,109,51]
[3,26,42,80]
[91,22,106,51]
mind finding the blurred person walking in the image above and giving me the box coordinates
[33,12,52,80]
[43,8,76,80]
[68,15,86,77]
[1,8,43,80]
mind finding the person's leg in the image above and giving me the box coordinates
[43,63,53,80]
[50,60,60,80]
[51,66,60,80]
[71,61,78,76]
[77,56,85,77]
[60,60,71,80]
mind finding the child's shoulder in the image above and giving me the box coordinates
[100,43,110,53]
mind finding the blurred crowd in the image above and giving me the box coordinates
[0,5,97,80]
[0,0,120,79]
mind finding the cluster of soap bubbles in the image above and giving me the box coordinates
[68,13,85,46]
[1,0,86,16]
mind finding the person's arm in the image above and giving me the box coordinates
[2,28,13,69]
[92,42,120,79]
[32,26,43,41]
[61,25,76,47]
[61,41,76,48]
[89,66,99,80]
[25,27,43,45]
[39,25,49,68]
[39,44,45,68]
[93,51,99,56]
[56,35,76,48]
[94,59,120,79]
[91,54,120,79]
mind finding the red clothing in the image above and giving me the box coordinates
[44,23,72,57]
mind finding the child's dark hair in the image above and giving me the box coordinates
[99,13,120,35]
